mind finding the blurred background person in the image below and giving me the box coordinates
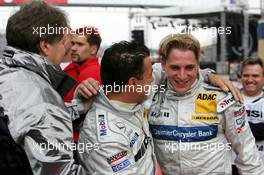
[63,26,102,142]
[232,57,264,175]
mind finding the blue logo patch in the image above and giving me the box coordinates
[130,132,139,147]
[149,124,218,142]
[112,159,131,172]
[98,114,107,136]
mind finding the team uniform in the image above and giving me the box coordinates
[232,91,264,175]
[243,91,264,161]
[78,89,156,175]
[148,74,264,175]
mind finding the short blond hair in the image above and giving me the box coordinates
[159,34,200,61]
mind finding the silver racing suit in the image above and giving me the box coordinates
[78,89,156,175]
[0,46,81,174]
[148,75,264,175]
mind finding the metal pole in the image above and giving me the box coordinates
[243,10,249,58]
[220,11,226,62]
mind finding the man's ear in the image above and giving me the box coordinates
[39,41,49,57]
[161,59,166,71]
[90,45,98,56]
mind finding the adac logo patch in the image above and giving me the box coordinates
[217,93,235,113]
[192,115,219,122]
[195,93,217,114]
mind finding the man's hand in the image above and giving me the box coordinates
[75,78,100,99]
[208,74,243,104]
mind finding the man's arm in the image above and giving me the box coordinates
[21,103,80,175]
[224,103,264,174]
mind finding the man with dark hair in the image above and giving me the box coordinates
[232,57,264,175]
[78,41,156,174]
[64,26,102,102]
[0,1,88,174]
[63,26,102,142]
[148,34,264,175]
[240,57,264,145]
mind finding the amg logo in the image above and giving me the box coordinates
[246,110,263,118]
[196,93,216,100]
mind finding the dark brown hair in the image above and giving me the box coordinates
[75,26,102,52]
[241,56,264,75]
[6,1,68,54]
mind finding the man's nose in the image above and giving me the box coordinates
[71,44,77,51]
[178,69,187,79]
[247,76,254,82]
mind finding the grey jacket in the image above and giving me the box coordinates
[0,46,80,175]
[78,89,156,175]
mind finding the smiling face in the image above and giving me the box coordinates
[162,48,199,94]
[241,64,264,97]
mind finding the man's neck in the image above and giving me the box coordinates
[243,90,263,98]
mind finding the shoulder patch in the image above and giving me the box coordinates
[217,93,236,113]
[96,109,108,138]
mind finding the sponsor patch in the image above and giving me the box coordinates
[195,93,217,114]
[234,106,246,133]
[149,124,218,142]
[150,111,170,118]
[234,106,245,117]
[98,114,107,136]
[246,110,263,119]
[217,93,235,113]
[111,159,131,172]
[107,151,128,164]
[192,115,219,122]
[129,132,139,147]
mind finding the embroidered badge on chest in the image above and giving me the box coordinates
[195,93,217,114]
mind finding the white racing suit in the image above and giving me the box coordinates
[148,75,264,175]
[78,89,156,175]
[244,91,264,161]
